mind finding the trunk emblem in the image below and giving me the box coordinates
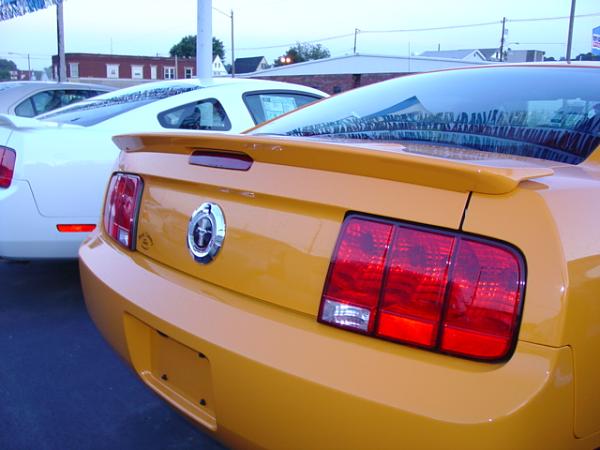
[187,202,226,264]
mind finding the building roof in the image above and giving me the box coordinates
[419,49,486,61]
[233,56,266,74]
[478,48,501,60]
[242,53,491,77]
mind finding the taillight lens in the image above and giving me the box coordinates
[319,215,525,361]
[0,146,16,188]
[103,173,143,250]
[320,218,393,333]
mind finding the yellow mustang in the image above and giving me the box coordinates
[80,65,600,449]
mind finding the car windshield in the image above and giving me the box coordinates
[37,83,201,126]
[252,66,600,165]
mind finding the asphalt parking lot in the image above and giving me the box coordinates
[0,260,225,450]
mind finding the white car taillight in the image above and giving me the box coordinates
[0,146,16,189]
[103,173,144,250]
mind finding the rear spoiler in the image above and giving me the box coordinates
[0,114,80,130]
[113,133,554,195]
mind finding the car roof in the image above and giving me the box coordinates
[33,77,327,128]
[0,81,114,93]
[87,77,325,100]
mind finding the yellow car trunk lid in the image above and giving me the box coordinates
[114,133,552,316]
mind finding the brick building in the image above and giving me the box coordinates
[51,53,227,87]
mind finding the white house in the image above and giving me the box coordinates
[212,55,228,76]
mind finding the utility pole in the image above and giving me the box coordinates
[499,17,506,62]
[56,0,66,81]
[27,54,31,80]
[230,9,235,77]
[353,28,359,54]
[566,0,576,62]
[196,0,212,79]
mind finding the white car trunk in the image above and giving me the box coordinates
[21,128,119,217]
[0,113,120,219]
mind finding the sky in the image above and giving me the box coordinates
[1,0,599,71]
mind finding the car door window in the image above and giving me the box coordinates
[243,91,321,124]
[30,90,63,115]
[59,90,103,108]
[158,98,231,131]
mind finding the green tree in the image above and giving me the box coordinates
[169,36,225,61]
[274,42,330,66]
[0,58,17,81]
[573,52,600,61]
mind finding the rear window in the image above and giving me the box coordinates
[158,98,231,131]
[243,91,322,124]
[14,89,105,117]
[37,84,201,126]
[253,66,600,164]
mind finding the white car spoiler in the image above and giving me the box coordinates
[0,113,82,130]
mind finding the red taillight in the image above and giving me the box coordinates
[57,224,97,233]
[377,228,454,348]
[0,146,16,188]
[320,218,393,333]
[319,216,525,361]
[103,173,143,250]
[440,239,524,359]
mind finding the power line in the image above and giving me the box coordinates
[360,20,500,34]
[237,11,600,51]
[238,33,354,51]
[508,11,600,23]
[0,52,50,61]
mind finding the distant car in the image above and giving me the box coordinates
[0,77,325,260]
[80,65,600,449]
[0,81,113,117]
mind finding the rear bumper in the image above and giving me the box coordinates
[80,232,600,450]
[0,179,95,259]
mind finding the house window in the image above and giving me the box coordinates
[184,67,193,79]
[164,66,175,79]
[150,65,157,80]
[69,63,79,78]
[259,62,269,70]
[106,64,119,79]
[131,65,144,79]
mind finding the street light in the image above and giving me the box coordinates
[279,56,292,64]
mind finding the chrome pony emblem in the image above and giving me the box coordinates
[187,202,226,264]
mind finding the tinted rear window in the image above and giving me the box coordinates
[38,84,201,126]
[253,67,600,164]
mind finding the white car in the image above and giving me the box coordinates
[0,81,113,117]
[0,78,325,260]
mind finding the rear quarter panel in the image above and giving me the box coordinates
[463,162,600,438]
